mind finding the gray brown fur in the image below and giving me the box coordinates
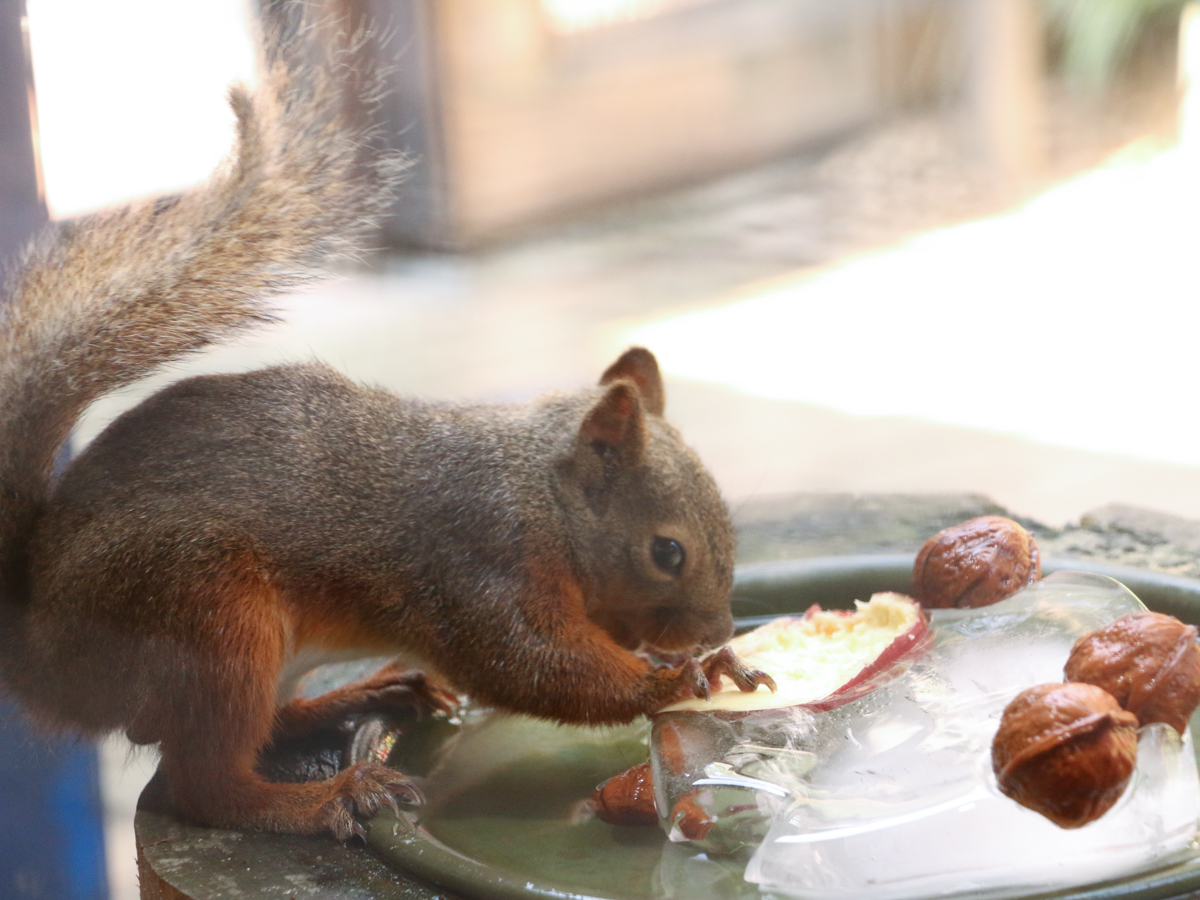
[0,8,760,839]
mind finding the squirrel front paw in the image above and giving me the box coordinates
[701,646,777,694]
[275,663,459,744]
[677,658,713,701]
[341,662,459,718]
[323,761,423,842]
[669,647,776,704]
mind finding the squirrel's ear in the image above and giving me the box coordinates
[580,380,645,466]
[600,347,665,417]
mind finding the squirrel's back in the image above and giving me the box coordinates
[35,362,564,598]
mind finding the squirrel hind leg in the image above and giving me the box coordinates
[159,732,421,839]
[155,650,428,838]
[153,592,427,838]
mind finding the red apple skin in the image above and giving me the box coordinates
[807,612,932,713]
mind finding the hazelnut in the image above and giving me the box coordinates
[590,762,658,826]
[1064,612,1200,734]
[669,790,717,841]
[912,516,1040,608]
[992,682,1138,828]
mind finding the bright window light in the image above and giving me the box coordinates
[631,14,1200,468]
[26,0,257,218]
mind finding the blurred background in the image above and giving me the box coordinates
[1,0,1197,897]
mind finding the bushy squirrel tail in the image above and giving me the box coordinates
[0,7,403,616]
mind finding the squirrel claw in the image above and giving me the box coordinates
[702,646,777,694]
[681,658,711,701]
[745,668,778,693]
[390,779,425,807]
[324,762,423,843]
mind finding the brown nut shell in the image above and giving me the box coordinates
[591,762,658,826]
[912,516,1040,609]
[1064,612,1200,734]
[992,682,1138,828]
[669,791,717,841]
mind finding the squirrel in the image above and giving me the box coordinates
[0,6,772,841]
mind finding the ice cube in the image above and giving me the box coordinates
[746,726,1199,900]
[742,572,1200,900]
[651,708,822,852]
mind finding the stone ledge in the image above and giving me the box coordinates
[1040,504,1200,579]
[734,492,1200,581]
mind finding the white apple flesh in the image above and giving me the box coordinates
[663,592,929,713]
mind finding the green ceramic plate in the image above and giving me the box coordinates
[366,555,1200,900]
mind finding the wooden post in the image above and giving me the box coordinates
[963,0,1045,181]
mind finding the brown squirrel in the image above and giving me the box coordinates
[0,8,771,841]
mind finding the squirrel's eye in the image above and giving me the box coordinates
[651,536,686,576]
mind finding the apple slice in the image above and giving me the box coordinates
[663,592,929,713]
